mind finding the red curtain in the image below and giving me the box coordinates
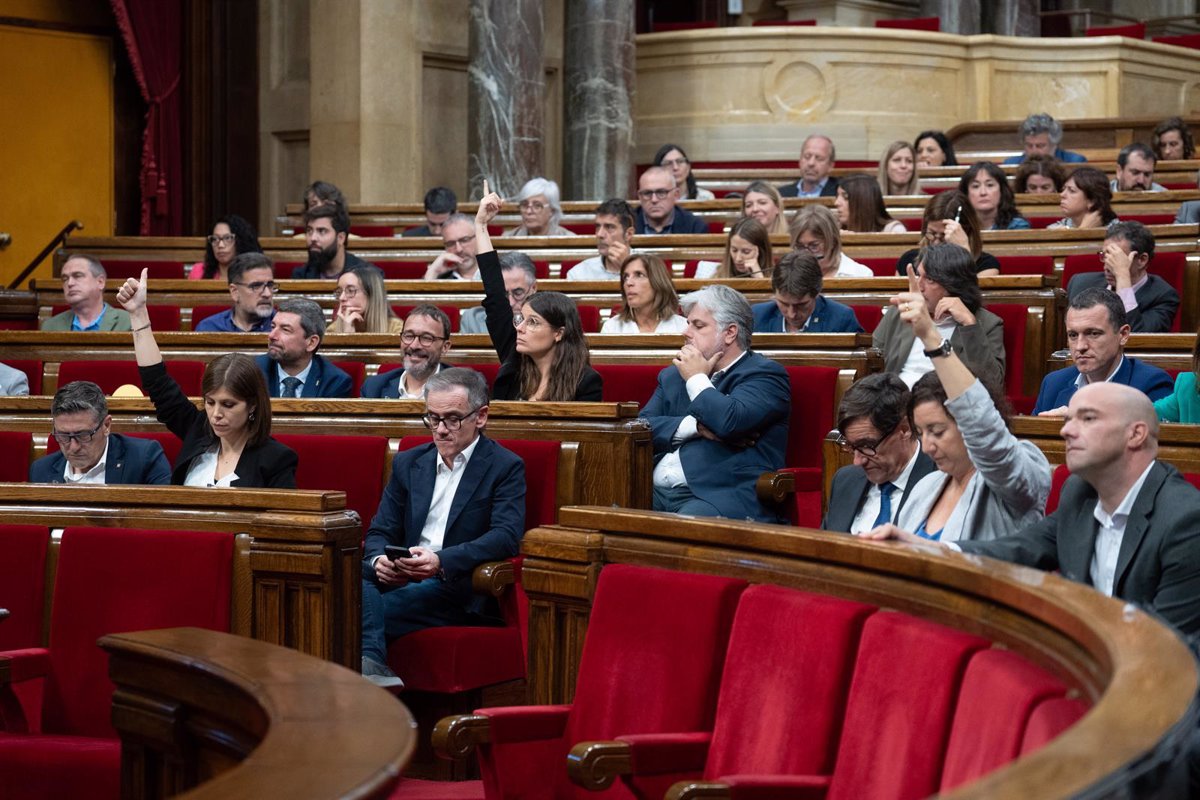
[110,0,183,235]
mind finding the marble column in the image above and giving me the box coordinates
[989,0,1040,36]
[468,0,544,200]
[563,0,635,201]
[920,0,982,34]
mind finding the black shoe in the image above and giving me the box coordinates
[361,656,404,689]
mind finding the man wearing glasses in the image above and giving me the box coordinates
[424,213,482,280]
[359,367,526,688]
[361,306,455,399]
[634,166,709,235]
[30,381,170,485]
[194,253,278,332]
[459,252,537,334]
[822,372,934,533]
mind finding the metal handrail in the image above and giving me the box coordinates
[8,220,82,290]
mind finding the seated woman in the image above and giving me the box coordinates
[1152,116,1195,161]
[601,254,686,334]
[742,180,789,236]
[1049,167,1117,230]
[835,174,906,233]
[878,140,919,196]
[869,269,1049,543]
[504,177,577,237]
[914,130,957,168]
[959,161,1029,231]
[189,214,263,280]
[1013,155,1066,194]
[896,191,999,277]
[1155,336,1200,423]
[696,218,773,279]
[789,205,872,278]
[477,182,601,401]
[116,269,297,488]
[875,243,1005,390]
[328,264,404,334]
[654,143,714,201]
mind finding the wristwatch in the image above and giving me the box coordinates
[923,338,952,359]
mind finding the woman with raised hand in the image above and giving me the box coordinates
[476,181,602,401]
[116,268,297,487]
[601,253,686,334]
[328,264,404,334]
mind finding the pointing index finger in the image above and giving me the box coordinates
[482,179,490,197]
[905,263,919,294]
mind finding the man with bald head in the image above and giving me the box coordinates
[635,166,709,235]
[863,382,1200,636]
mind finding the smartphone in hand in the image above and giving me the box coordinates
[385,545,413,562]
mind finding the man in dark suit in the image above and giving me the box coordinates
[1033,288,1172,416]
[643,284,790,522]
[360,306,453,399]
[29,381,170,485]
[865,382,1200,637]
[752,251,862,334]
[777,134,840,198]
[634,167,709,235]
[360,368,526,687]
[822,373,935,533]
[255,298,353,398]
[1065,221,1179,333]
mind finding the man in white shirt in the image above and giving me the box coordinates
[863,382,1200,637]
[359,368,527,687]
[566,199,636,280]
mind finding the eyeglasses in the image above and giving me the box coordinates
[233,280,277,293]
[52,421,103,446]
[512,312,547,330]
[400,331,447,347]
[506,287,531,302]
[834,423,899,458]
[660,158,688,168]
[334,285,360,299]
[638,189,674,200]
[519,201,547,212]
[444,233,476,249]
[207,234,236,246]
[797,240,826,256]
[422,406,483,432]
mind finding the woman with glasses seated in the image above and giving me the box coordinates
[477,182,601,401]
[601,253,686,333]
[116,268,297,488]
[189,214,263,280]
[895,191,999,277]
[866,266,1049,543]
[788,205,872,278]
[328,264,404,334]
[503,177,577,237]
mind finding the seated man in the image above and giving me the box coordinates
[752,251,862,333]
[0,362,29,396]
[864,382,1200,637]
[361,305,454,398]
[1001,113,1086,164]
[1110,143,1166,193]
[777,134,839,198]
[291,202,372,279]
[643,284,790,522]
[360,367,526,687]
[30,380,170,484]
[42,254,131,331]
[822,373,935,533]
[1066,221,1179,333]
[194,252,277,332]
[460,252,536,334]
[423,213,482,280]
[634,167,708,235]
[566,199,636,280]
[402,186,457,237]
[1034,288,1172,416]
[255,298,353,397]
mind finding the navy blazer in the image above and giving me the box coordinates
[256,353,353,398]
[29,432,171,485]
[777,176,839,198]
[1066,272,1180,334]
[362,436,526,592]
[1032,356,1174,415]
[821,450,937,533]
[634,206,709,235]
[642,350,790,522]
[360,363,453,399]
[751,296,863,334]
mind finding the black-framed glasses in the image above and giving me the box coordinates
[207,234,236,246]
[422,406,483,432]
[233,280,277,293]
[401,331,447,347]
[52,421,104,446]
[834,422,899,458]
[443,233,476,249]
[637,189,673,200]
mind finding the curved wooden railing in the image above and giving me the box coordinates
[101,626,415,800]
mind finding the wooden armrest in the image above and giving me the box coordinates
[567,740,632,790]
[666,782,732,800]
[432,713,491,760]
[472,559,515,596]
[756,470,795,505]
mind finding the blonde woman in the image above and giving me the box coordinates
[878,141,920,196]
[742,180,789,236]
[328,265,405,334]
[695,218,774,280]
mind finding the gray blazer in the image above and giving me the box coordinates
[1174,201,1199,225]
[459,306,487,334]
[0,363,29,396]
[873,306,1006,391]
[897,381,1050,542]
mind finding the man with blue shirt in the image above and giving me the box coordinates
[1033,288,1172,416]
[194,253,277,333]
[1002,113,1087,165]
[42,255,131,332]
[752,251,862,334]
[255,298,352,398]
[634,167,709,235]
[777,135,840,198]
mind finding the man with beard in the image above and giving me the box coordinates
[194,253,277,332]
[423,214,481,280]
[291,203,372,279]
[255,297,353,397]
[360,306,454,398]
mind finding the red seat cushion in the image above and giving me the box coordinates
[1086,22,1145,38]
[350,225,396,237]
[57,360,205,396]
[599,363,666,407]
[0,525,50,651]
[0,734,119,800]
[332,361,367,396]
[997,256,1054,276]
[4,360,42,394]
[848,304,883,333]
[146,304,182,332]
[389,625,524,694]
[989,303,1031,411]
[576,304,601,333]
[784,366,839,469]
[1020,697,1090,754]
[98,260,185,280]
[1046,463,1070,514]
[274,434,390,526]
[388,778,484,799]
[1153,33,1200,50]
[857,258,898,277]
[0,432,33,482]
[376,261,429,279]
[876,16,939,30]
[189,305,229,327]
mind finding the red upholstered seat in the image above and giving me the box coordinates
[472,564,746,799]
[752,18,816,25]
[1046,463,1070,514]
[274,434,390,526]
[857,257,897,277]
[0,735,120,800]
[561,223,594,236]
[389,777,484,798]
[377,261,430,279]
[1020,697,1091,754]
[333,360,367,396]
[1122,213,1175,226]
[1025,216,1060,229]
[350,225,397,237]
[189,304,229,327]
[57,359,205,396]
[0,525,49,651]
[1153,33,1200,50]
[99,260,186,280]
[393,305,461,332]
[1086,22,1145,39]
[997,256,1055,276]
[4,360,42,393]
[848,304,883,332]
[598,364,664,406]
[876,16,940,30]
[773,366,840,528]
[939,649,1068,791]
[989,303,1035,413]
[576,304,601,333]
[0,432,33,482]
[531,261,551,279]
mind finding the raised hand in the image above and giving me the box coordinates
[941,218,969,248]
[673,343,721,381]
[890,265,937,346]
[932,296,976,327]
[476,178,503,226]
[1102,242,1135,289]
[116,267,149,314]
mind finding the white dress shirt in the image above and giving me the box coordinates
[183,445,240,488]
[62,437,111,484]
[565,256,619,281]
[418,435,482,552]
[652,352,747,489]
[849,445,922,534]
[898,318,957,388]
[1089,461,1155,596]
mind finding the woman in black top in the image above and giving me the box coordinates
[476,182,602,402]
[896,191,1000,277]
[117,269,297,488]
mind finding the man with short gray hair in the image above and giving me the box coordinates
[460,252,537,334]
[1002,113,1087,165]
[43,255,132,331]
[255,297,352,397]
[642,284,791,521]
[29,380,170,484]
